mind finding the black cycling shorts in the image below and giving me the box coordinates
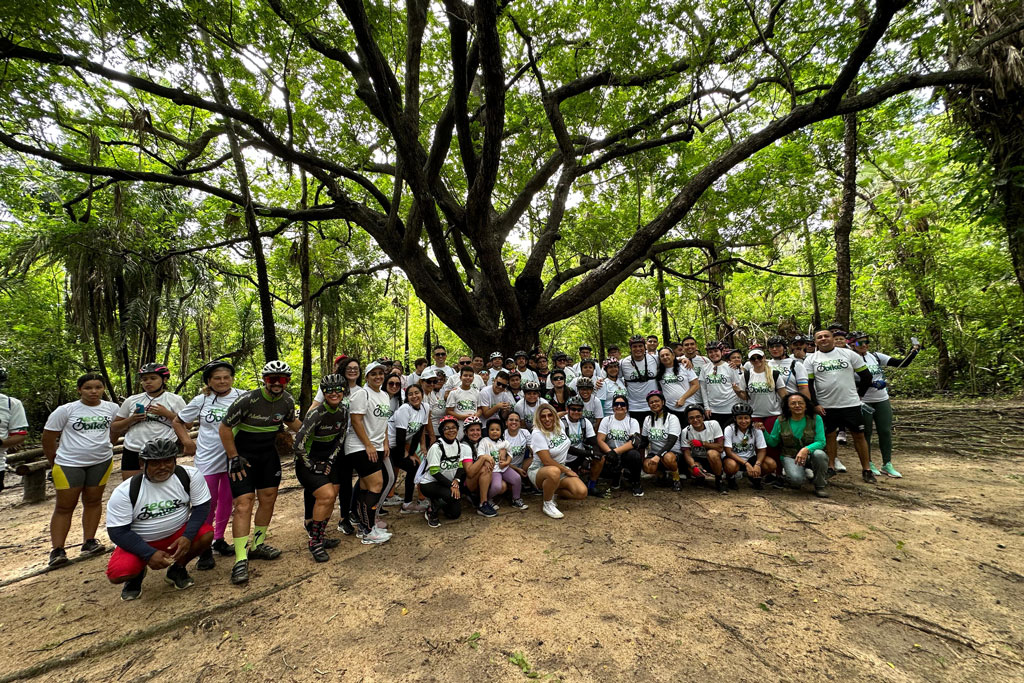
[348,449,383,479]
[230,452,282,497]
[120,448,141,472]
[295,458,337,491]
[823,405,865,434]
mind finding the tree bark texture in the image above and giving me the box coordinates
[834,107,858,330]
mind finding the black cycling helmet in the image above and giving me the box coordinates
[578,343,592,351]
[201,360,235,385]
[139,362,171,380]
[575,377,594,389]
[140,438,180,460]
[791,334,808,344]
[706,341,724,351]
[767,336,787,347]
[319,373,346,394]
[552,351,569,361]
[579,358,596,368]
[514,350,529,359]
[566,396,585,408]
[731,403,753,416]
[628,334,646,346]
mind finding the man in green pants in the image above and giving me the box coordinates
[848,331,920,478]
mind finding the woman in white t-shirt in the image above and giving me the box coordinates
[480,418,527,510]
[387,383,430,514]
[173,360,244,568]
[723,404,773,490]
[332,358,363,537]
[111,363,186,479]
[597,397,643,497]
[344,362,394,544]
[41,372,120,568]
[529,404,587,519]
[640,391,683,490]
[503,412,532,484]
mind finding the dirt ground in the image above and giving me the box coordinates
[1,399,1022,682]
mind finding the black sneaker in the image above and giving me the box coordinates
[213,539,233,557]
[752,477,764,490]
[715,476,728,494]
[196,548,215,571]
[826,467,837,479]
[425,508,440,528]
[80,538,105,556]
[120,569,146,601]
[862,469,877,484]
[727,477,739,491]
[632,483,644,497]
[231,559,249,585]
[588,486,612,498]
[309,542,329,563]
[672,478,682,492]
[323,537,341,549]
[248,543,282,560]
[338,519,355,536]
[814,487,830,498]
[164,563,194,590]
[48,547,68,568]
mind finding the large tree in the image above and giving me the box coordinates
[0,0,988,352]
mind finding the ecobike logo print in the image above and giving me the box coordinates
[204,406,228,423]
[73,415,111,431]
[373,405,394,419]
[815,359,850,373]
[136,498,186,520]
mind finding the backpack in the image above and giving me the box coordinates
[129,466,191,508]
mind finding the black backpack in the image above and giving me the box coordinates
[128,466,191,508]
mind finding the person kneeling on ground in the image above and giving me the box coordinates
[105,439,213,601]
[562,396,609,498]
[479,418,528,510]
[640,391,683,491]
[680,405,728,494]
[421,416,471,527]
[759,393,829,498]
[723,403,775,490]
[529,403,588,518]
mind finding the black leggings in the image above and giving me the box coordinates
[420,480,462,519]
[396,454,419,503]
[619,448,644,483]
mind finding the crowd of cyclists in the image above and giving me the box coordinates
[0,322,920,601]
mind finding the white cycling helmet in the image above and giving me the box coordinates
[261,360,292,376]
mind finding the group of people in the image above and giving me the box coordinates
[3,322,918,602]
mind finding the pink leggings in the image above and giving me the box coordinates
[203,473,233,540]
[489,469,522,502]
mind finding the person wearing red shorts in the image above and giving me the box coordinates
[105,439,213,601]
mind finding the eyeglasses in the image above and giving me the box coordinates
[264,375,290,385]
[568,406,583,411]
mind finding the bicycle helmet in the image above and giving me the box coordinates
[261,360,292,376]
[463,415,482,429]
[791,335,807,344]
[523,380,541,392]
[579,358,596,368]
[766,335,787,347]
[705,341,723,351]
[319,373,346,394]
[628,334,645,346]
[552,351,568,361]
[139,362,171,380]
[731,403,753,416]
[514,350,528,359]
[489,351,504,360]
[645,389,664,402]
[437,415,459,431]
[201,360,235,385]
[566,396,585,409]
[575,377,594,389]
[602,358,619,368]
[578,343,592,351]
[140,438,180,460]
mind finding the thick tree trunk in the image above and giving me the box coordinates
[299,219,313,414]
[833,108,857,330]
[1000,166,1024,299]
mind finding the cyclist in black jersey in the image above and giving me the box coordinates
[293,374,348,562]
[219,360,303,585]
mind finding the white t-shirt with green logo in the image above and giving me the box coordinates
[105,464,210,541]
[44,400,119,467]
[804,348,867,409]
[344,386,393,453]
[178,388,245,474]
[446,386,480,417]
[724,424,767,462]
[116,391,188,452]
[598,415,640,450]
[744,369,786,417]
[642,413,682,453]
[387,402,429,450]
[657,365,698,408]
[529,428,572,468]
[699,363,746,413]
[503,428,531,467]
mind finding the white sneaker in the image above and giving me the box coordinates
[804,468,814,481]
[400,501,427,514]
[361,527,392,544]
[836,431,848,446]
[834,458,847,473]
[542,501,564,519]
[382,495,404,507]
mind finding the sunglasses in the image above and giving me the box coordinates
[613,403,628,409]
[434,352,447,357]
[460,360,472,365]
[495,382,507,389]
[387,381,401,387]
[322,386,345,395]
[264,375,290,385]
[568,406,583,411]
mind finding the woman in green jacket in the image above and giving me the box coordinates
[758,393,829,498]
